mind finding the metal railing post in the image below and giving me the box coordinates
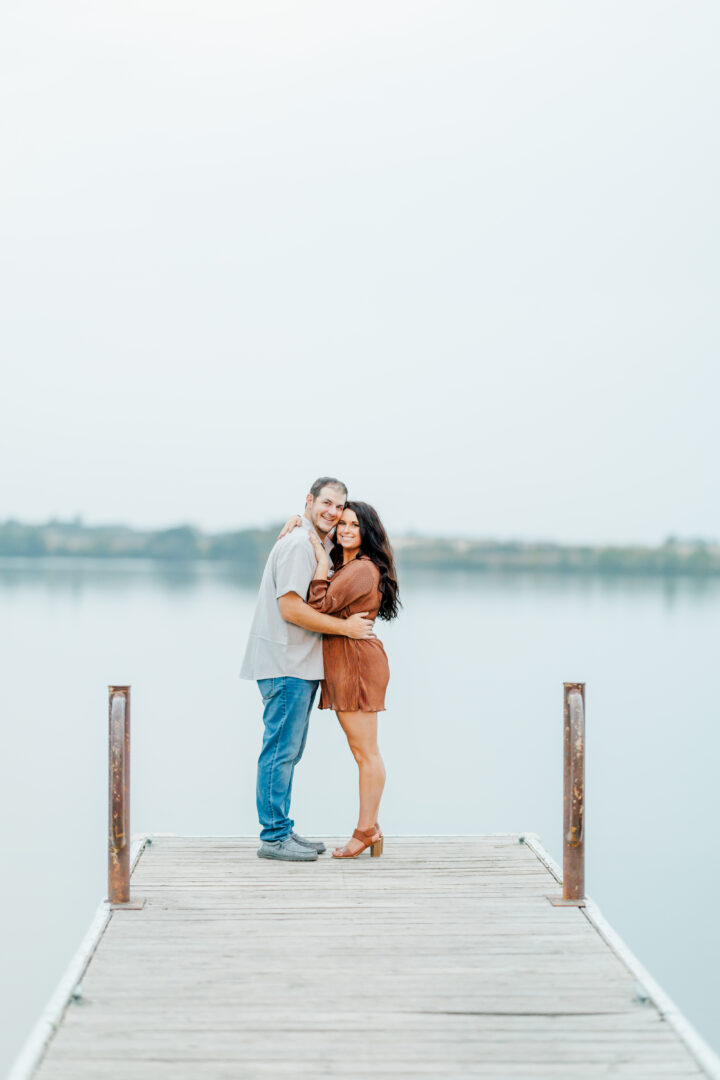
[108,685,131,904]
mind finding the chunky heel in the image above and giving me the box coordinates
[332,826,384,859]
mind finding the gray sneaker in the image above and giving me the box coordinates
[257,836,318,862]
[291,832,327,854]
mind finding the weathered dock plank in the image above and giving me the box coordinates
[24,836,716,1079]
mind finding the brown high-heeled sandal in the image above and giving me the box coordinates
[331,826,383,859]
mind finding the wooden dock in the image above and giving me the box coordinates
[14,835,719,1079]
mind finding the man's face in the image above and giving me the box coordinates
[306,485,345,537]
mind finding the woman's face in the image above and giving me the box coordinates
[337,509,362,554]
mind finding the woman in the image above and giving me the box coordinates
[306,501,400,859]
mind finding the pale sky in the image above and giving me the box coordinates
[1,1,717,543]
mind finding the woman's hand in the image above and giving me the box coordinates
[308,530,330,578]
[308,530,328,561]
[277,514,303,539]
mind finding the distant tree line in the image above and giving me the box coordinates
[394,536,720,575]
[0,519,275,565]
[1,519,718,576]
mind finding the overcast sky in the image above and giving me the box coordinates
[1,1,717,542]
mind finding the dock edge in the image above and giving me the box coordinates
[6,835,151,1080]
[521,832,720,1080]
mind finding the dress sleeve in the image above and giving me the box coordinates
[307,561,378,614]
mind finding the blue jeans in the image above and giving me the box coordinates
[256,677,318,843]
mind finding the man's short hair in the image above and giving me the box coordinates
[309,476,348,500]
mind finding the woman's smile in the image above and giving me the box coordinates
[337,511,362,552]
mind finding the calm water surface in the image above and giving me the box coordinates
[1,559,719,1071]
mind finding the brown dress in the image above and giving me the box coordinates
[307,555,390,712]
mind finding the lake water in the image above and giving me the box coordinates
[1,558,719,1072]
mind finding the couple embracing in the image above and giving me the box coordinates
[240,477,400,862]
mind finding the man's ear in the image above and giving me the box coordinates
[305,493,313,511]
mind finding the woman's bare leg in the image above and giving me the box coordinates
[334,710,386,856]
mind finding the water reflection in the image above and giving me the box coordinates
[2,557,719,611]
[0,557,263,596]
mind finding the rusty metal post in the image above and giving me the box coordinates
[108,685,131,904]
[558,682,585,904]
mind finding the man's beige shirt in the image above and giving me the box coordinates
[240,518,334,681]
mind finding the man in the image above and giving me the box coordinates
[240,477,375,862]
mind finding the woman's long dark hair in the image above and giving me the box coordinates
[331,501,401,621]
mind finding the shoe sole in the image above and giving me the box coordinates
[257,851,317,862]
